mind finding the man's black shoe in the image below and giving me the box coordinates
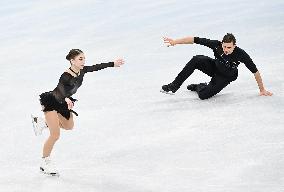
[161,83,179,94]
[187,84,198,91]
[187,83,207,92]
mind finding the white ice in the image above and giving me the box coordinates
[0,0,283,191]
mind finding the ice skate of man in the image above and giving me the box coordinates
[33,49,124,176]
[161,33,273,99]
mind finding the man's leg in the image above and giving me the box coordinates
[161,55,216,94]
[173,55,216,86]
[196,75,231,100]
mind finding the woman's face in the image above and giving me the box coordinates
[71,53,85,69]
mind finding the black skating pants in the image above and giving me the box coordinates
[173,55,231,100]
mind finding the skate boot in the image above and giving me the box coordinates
[187,84,198,91]
[196,83,207,92]
[31,114,47,136]
[40,156,59,176]
[187,83,207,92]
[160,82,180,95]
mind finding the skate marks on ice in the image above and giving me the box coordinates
[155,90,237,112]
[155,86,279,113]
[36,165,153,192]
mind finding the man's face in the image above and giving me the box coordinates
[222,42,236,55]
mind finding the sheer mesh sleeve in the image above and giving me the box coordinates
[83,62,114,73]
[52,72,73,102]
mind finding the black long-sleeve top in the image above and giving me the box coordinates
[194,37,258,80]
[52,62,114,102]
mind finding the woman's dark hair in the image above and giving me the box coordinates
[222,33,236,45]
[66,49,83,61]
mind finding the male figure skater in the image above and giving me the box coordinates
[161,33,273,99]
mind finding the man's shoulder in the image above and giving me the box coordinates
[234,46,249,56]
[235,46,244,51]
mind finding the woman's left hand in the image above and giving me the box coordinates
[65,97,74,109]
[114,58,125,67]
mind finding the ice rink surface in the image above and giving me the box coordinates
[0,0,283,191]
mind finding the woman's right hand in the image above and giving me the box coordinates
[65,97,74,109]
[163,37,176,47]
[114,58,125,67]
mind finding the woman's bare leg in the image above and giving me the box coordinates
[58,113,74,130]
[42,111,60,157]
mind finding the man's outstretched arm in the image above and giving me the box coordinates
[254,71,273,96]
[163,36,194,47]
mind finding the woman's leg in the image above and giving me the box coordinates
[42,111,61,157]
[57,113,74,130]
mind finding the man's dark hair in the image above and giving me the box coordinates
[222,33,236,45]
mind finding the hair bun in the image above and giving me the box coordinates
[66,49,83,61]
[66,53,70,61]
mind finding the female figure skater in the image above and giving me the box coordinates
[32,49,124,175]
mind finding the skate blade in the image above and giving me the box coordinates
[160,89,175,95]
[31,114,37,135]
[40,167,60,177]
[31,114,41,136]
